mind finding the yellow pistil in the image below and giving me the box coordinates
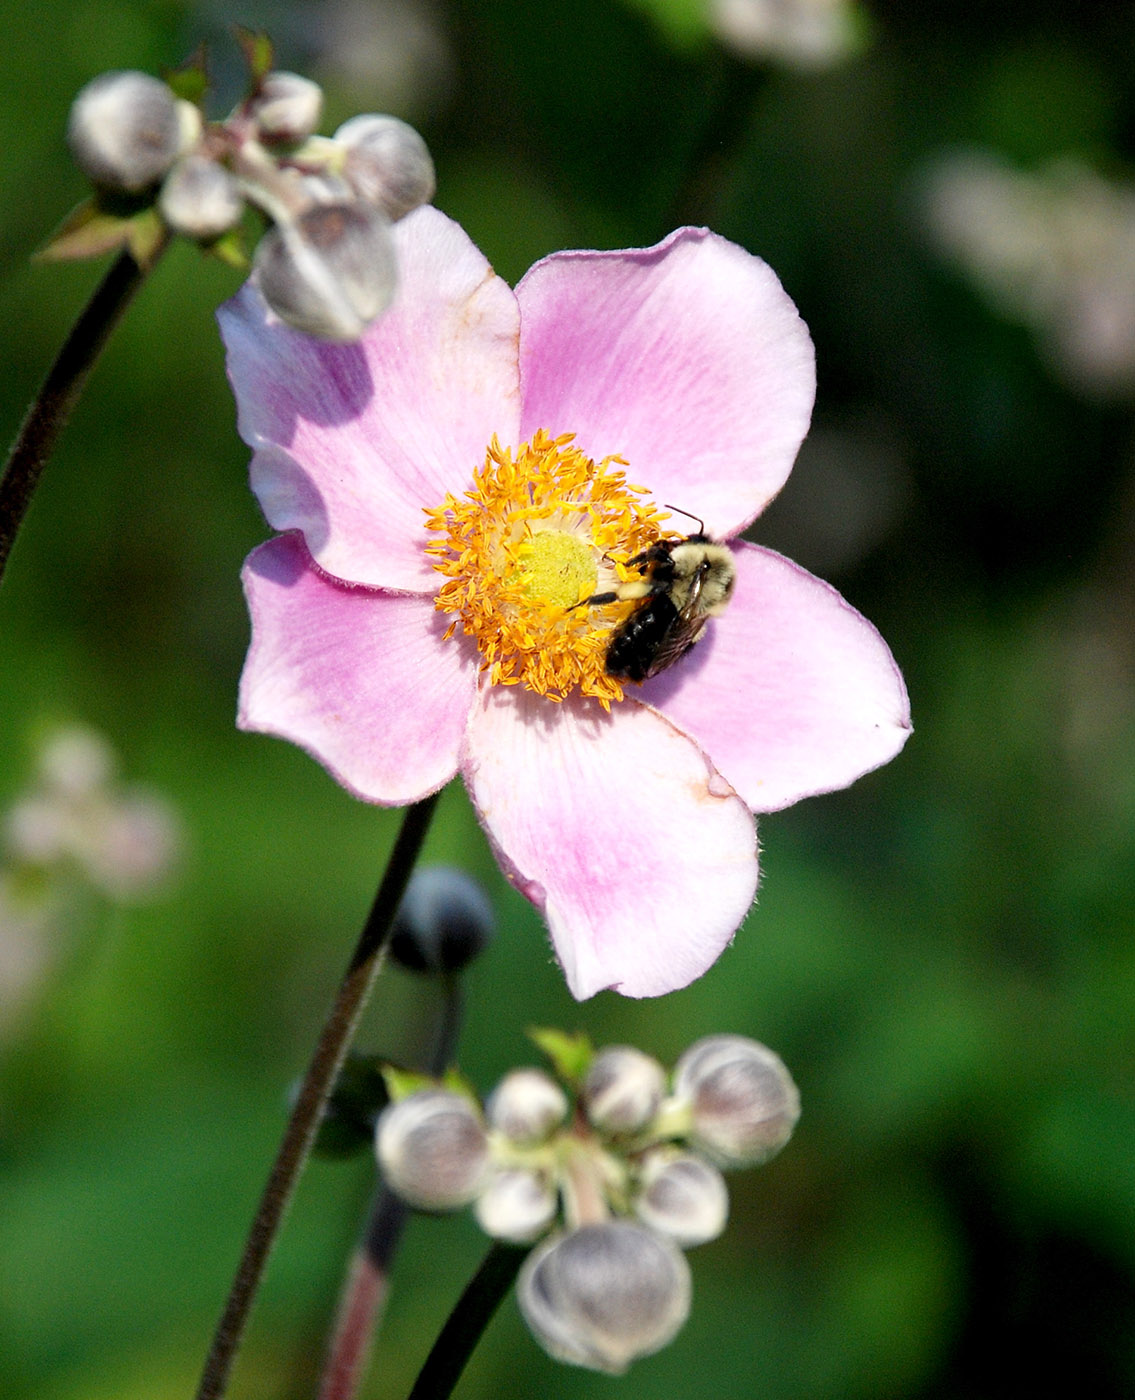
[424,429,669,707]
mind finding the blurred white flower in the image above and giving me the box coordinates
[709,0,864,68]
[3,724,182,900]
[313,0,453,119]
[924,152,1135,396]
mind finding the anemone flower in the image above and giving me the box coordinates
[219,207,909,1000]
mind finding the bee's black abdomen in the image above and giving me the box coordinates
[606,596,680,682]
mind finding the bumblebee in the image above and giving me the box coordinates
[576,524,736,683]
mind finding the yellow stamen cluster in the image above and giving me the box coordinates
[424,430,668,707]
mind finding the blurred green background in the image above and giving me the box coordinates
[3,0,1135,1396]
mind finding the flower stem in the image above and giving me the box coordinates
[316,973,465,1400]
[405,1242,529,1400]
[0,238,170,588]
[193,792,441,1400]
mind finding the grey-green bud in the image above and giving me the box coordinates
[474,1168,558,1243]
[633,1151,729,1247]
[334,114,436,221]
[67,70,184,193]
[159,155,244,239]
[486,1068,568,1143]
[673,1035,800,1167]
[390,865,494,975]
[251,71,324,145]
[253,199,397,341]
[375,1089,489,1210]
[518,1222,692,1373]
[582,1045,666,1135]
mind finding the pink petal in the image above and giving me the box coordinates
[641,543,911,813]
[239,533,476,803]
[462,688,759,1000]
[219,207,522,592]
[515,228,815,537]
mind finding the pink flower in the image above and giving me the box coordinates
[220,207,910,1000]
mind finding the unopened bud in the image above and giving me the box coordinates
[159,155,244,239]
[486,1068,568,1143]
[251,71,324,145]
[334,114,436,221]
[67,71,182,192]
[583,1046,665,1135]
[633,1151,729,1247]
[253,200,396,341]
[474,1168,558,1243]
[673,1035,800,1167]
[376,1089,489,1210]
[390,865,494,975]
[518,1222,692,1373]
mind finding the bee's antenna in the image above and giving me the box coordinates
[662,503,705,534]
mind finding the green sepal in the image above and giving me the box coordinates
[37,200,134,262]
[165,44,210,105]
[529,1027,594,1085]
[37,200,166,268]
[207,227,250,269]
[235,26,275,87]
[380,1064,482,1108]
[381,1065,438,1103]
[440,1066,481,1104]
[124,208,166,268]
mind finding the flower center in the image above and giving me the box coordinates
[424,430,668,706]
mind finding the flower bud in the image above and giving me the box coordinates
[518,1222,692,1373]
[250,71,324,145]
[67,71,182,192]
[334,113,436,221]
[159,155,244,239]
[389,865,494,975]
[582,1046,665,1135]
[253,199,397,341]
[376,1089,489,1210]
[486,1068,568,1143]
[673,1035,800,1167]
[474,1167,558,1243]
[633,1151,729,1247]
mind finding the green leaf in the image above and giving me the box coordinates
[313,1053,390,1159]
[529,1027,594,1084]
[235,26,275,87]
[165,44,210,106]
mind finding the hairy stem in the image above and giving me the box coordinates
[194,793,441,1400]
[316,974,466,1400]
[0,239,170,587]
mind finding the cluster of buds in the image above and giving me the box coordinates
[376,1030,800,1372]
[57,37,436,340]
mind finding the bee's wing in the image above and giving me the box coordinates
[640,568,708,679]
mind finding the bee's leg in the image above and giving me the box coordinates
[569,589,620,610]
